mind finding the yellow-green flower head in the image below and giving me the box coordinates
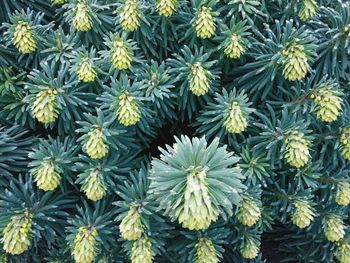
[2,212,33,255]
[77,58,97,83]
[310,88,342,122]
[240,238,259,259]
[177,168,219,230]
[52,0,67,5]
[344,25,350,38]
[324,215,345,242]
[120,206,143,241]
[189,62,211,96]
[131,236,154,263]
[72,226,98,263]
[156,0,177,17]
[31,88,59,124]
[195,7,216,39]
[336,240,350,263]
[236,198,261,227]
[299,0,318,22]
[111,40,133,70]
[84,128,109,159]
[33,159,61,191]
[340,127,350,160]
[116,92,141,126]
[195,238,219,263]
[82,168,107,201]
[223,101,248,134]
[284,131,310,168]
[282,43,309,81]
[224,33,246,59]
[12,21,37,54]
[73,2,92,32]
[291,200,315,229]
[119,0,140,32]
[335,182,350,206]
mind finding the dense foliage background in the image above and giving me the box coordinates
[0,0,350,262]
